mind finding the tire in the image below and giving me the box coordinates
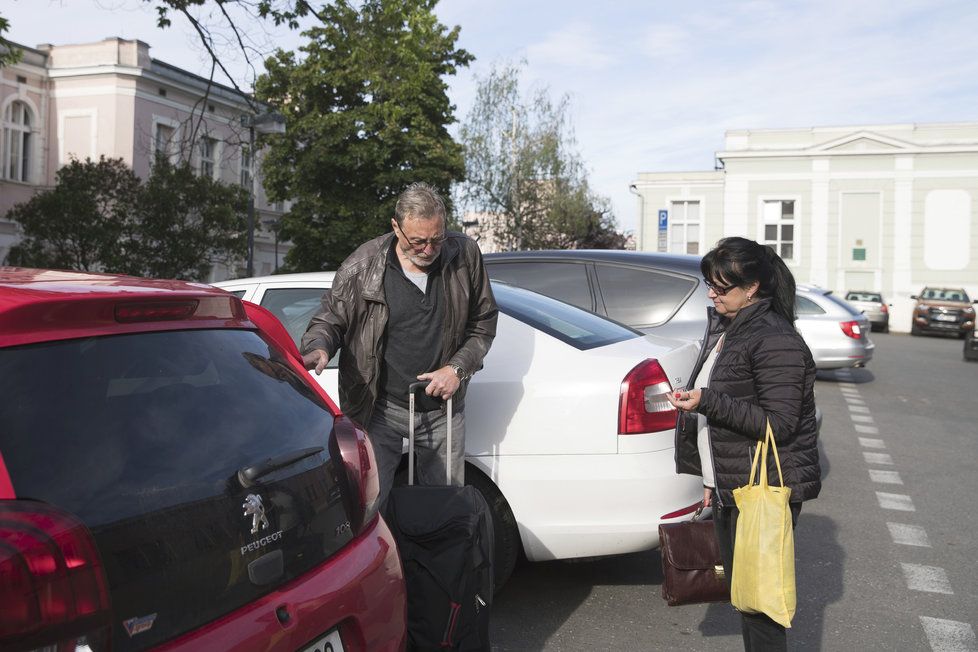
[466,468,521,593]
[910,322,921,336]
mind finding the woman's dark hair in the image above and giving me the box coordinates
[701,237,797,322]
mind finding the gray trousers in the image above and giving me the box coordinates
[367,399,465,513]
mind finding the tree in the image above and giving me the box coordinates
[1,13,23,67]
[457,62,626,251]
[256,0,472,271]
[6,155,247,280]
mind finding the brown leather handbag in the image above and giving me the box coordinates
[658,508,730,606]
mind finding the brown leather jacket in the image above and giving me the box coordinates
[300,231,498,427]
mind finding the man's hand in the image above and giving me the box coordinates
[302,349,330,375]
[417,366,461,401]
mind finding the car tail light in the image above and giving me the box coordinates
[329,417,381,535]
[618,358,677,435]
[840,320,862,339]
[0,501,111,651]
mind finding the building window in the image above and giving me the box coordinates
[669,200,700,255]
[3,100,33,182]
[155,124,175,160]
[240,145,252,188]
[762,200,795,261]
[199,137,217,178]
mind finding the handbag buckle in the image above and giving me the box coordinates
[714,565,725,580]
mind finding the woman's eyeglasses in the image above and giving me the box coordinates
[395,222,446,249]
[704,280,738,296]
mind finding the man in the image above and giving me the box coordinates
[301,182,497,509]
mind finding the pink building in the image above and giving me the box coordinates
[0,37,287,280]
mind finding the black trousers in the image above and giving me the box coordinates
[713,496,802,652]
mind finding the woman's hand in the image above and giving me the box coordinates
[666,388,702,411]
[703,486,712,507]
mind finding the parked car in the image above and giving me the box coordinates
[844,291,890,332]
[794,285,875,369]
[214,273,705,589]
[0,268,406,652]
[910,287,976,338]
[483,250,711,340]
[483,250,872,369]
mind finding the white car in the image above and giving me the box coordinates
[215,273,703,587]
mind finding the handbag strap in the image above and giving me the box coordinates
[747,419,786,489]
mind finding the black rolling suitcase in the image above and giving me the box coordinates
[386,382,494,651]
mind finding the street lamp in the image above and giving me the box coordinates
[241,111,286,277]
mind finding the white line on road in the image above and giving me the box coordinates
[843,395,866,404]
[877,492,916,511]
[901,563,954,594]
[848,404,871,413]
[869,469,904,484]
[855,424,880,434]
[887,522,932,548]
[863,452,894,465]
[920,617,977,652]
[859,437,886,448]
[850,413,875,423]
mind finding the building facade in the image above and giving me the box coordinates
[632,123,978,332]
[0,37,287,280]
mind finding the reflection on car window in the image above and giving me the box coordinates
[493,283,638,350]
[486,262,593,311]
[795,295,826,315]
[594,264,696,327]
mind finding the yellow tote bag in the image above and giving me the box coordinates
[730,420,796,628]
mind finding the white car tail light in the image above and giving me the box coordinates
[618,359,678,435]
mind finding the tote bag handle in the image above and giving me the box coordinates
[746,420,785,489]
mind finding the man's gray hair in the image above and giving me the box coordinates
[394,182,447,226]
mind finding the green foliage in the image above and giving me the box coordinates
[0,14,24,67]
[458,62,626,251]
[6,155,247,280]
[256,0,472,271]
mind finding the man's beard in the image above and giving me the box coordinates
[402,245,441,269]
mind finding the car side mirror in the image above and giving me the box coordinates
[910,295,919,300]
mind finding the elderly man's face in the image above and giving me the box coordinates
[392,215,446,268]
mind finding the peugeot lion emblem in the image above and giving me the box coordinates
[243,494,270,534]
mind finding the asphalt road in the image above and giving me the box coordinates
[488,331,978,651]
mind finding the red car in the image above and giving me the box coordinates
[0,268,406,652]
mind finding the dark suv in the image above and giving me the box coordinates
[0,268,406,652]
[910,287,976,338]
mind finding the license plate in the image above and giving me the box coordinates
[935,314,957,322]
[300,629,345,652]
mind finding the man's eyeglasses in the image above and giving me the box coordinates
[394,222,446,249]
[704,279,738,296]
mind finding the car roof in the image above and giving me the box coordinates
[796,283,832,296]
[214,271,337,286]
[483,249,703,274]
[0,267,249,348]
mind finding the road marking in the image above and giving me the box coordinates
[844,395,866,404]
[869,469,903,484]
[877,492,915,511]
[920,617,977,652]
[855,425,880,434]
[901,563,954,594]
[887,522,931,548]
[850,414,875,423]
[848,404,871,413]
[839,385,860,393]
[859,437,886,448]
[863,452,894,465]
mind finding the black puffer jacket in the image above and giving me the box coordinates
[675,298,821,507]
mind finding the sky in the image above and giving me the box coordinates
[5,0,978,233]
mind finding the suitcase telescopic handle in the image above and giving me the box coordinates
[406,381,453,486]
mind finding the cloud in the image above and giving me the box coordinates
[526,23,616,71]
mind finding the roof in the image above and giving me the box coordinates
[0,267,249,348]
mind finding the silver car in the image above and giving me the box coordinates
[844,290,890,332]
[796,285,875,369]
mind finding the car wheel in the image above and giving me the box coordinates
[466,468,521,593]
[911,322,921,336]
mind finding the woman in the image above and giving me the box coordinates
[667,237,821,651]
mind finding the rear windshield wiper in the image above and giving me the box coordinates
[236,446,324,488]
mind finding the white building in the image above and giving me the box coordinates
[631,123,978,332]
[0,37,288,280]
